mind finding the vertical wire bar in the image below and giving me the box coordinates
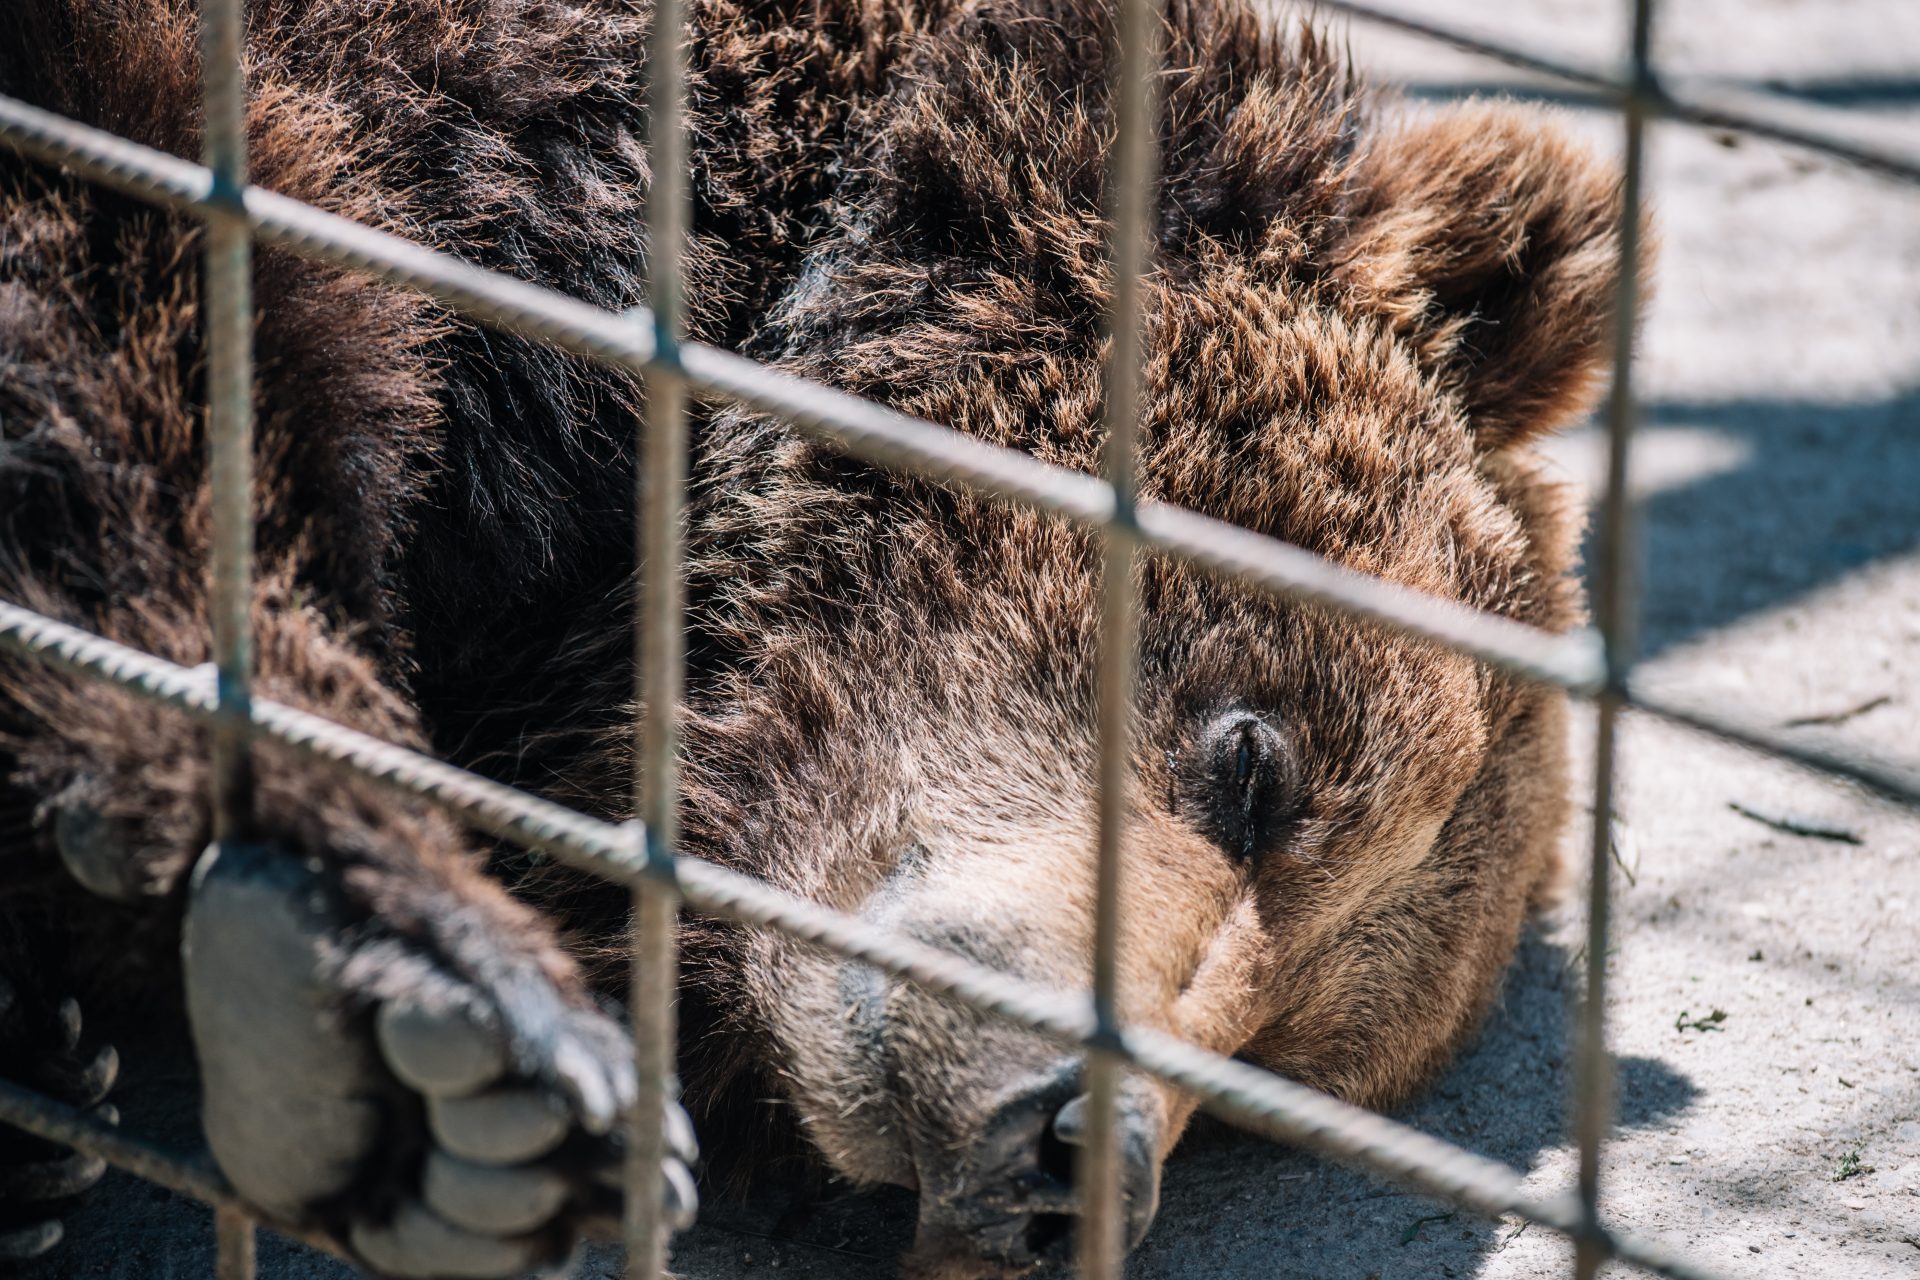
[1080,0,1162,1273]
[1573,2,1655,1276]
[626,0,690,1271]
[203,5,256,1275]
[201,0,254,847]
[214,1207,256,1280]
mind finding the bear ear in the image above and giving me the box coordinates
[1328,101,1637,452]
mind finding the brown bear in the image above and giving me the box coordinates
[0,0,1625,1275]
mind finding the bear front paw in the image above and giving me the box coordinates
[0,985,117,1261]
[183,844,695,1279]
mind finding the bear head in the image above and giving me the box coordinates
[673,1,1632,1274]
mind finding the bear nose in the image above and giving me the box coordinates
[912,1065,1162,1270]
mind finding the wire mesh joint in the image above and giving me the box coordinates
[623,818,682,889]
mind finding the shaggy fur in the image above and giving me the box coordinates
[0,0,1628,1273]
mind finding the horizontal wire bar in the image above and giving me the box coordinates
[0,1080,346,1262]
[684,345,1608,692]
[1311,0,1920,185]
[0,600,647,875]
[0,598,1730,1280]
[0,1081,229,1205]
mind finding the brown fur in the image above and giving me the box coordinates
[1,0,1630,1271]
[654,1,1625,1267]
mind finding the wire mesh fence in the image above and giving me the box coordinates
[0,1,1915,1279]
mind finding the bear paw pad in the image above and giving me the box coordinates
[183,844,695,1279]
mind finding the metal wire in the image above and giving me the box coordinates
[200,0,254,856]
[1571,2,1657,1275]
[13,98,1920,812]
[1626,683,1920,808]
[0,1080,231,1206]
[199,5,256,1271]
[5,65,1910,810]
[216,1208,257,1280]
[627,0,692,1269]
[0,3,1913,1278]
[1081,0,1163,1267]
[8,96,1920,754]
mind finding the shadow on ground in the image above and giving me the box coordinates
[1403,76,1920,110]
[1626,391,1920,657]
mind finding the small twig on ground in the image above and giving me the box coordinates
[1675,1008,1728,1033]
[1494,1219,1532,1253]
[1609,814,1640,887]
[1728,802,1863,844]
[1782,695,1891,728]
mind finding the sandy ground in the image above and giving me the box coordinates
[32,2,1920,1278]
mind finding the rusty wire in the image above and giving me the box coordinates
[0,611,1736,1280]
[0,1,1915,1278]
[0,93,1594,698]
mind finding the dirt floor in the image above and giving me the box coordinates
[36,2,1920,1278]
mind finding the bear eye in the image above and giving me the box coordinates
[1178,710,1296,862]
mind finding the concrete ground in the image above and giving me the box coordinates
[35,2,1920,1278]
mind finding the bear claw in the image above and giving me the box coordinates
[0,984,119,1263]
[0,1149,108,1201]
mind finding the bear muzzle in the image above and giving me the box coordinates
[904,1059,1163,1276]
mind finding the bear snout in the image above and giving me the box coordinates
[750,815,1240,1270]
[905,1060,1163,1277]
